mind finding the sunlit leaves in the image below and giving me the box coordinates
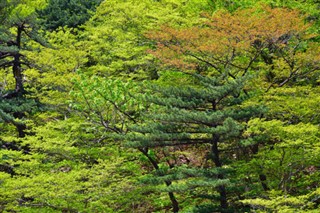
[81,0,211,79]
[70,74,145,134]
[241,118,320,206]
[1,0,320,212]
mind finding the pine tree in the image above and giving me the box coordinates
[125,73,263,211]
[0,0,46,180]
[38,0,103,30]
[0,0,46,137]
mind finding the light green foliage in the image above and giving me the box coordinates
[239,118,320,211]
[25,28,87,107]
[70,73,145,133]
[260,86,320,124]
[0,118,147,212]
[242,189,320,212]
[81,0,211,79]
[10,0,46,18]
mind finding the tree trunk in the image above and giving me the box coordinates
[13,25,24,96]
[251,144,270,191]
[166,181,179,213]
[211,134,228,209]
[139,148,180,212]
[11,25,26,137]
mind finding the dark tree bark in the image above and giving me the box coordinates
[211,134,228,210]
[251,144,270,191]
[13,25,24,96]
[139,148,180,212]
[210,101,228,209]
[11,25,26,137]
[13,111,26,138]
[0,24,27,137]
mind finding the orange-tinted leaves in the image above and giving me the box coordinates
[146,6,313,76]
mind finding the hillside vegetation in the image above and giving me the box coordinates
[0,0,320,212]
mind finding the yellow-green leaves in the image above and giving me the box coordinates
[80,0,210,79]
[11,0,46,17]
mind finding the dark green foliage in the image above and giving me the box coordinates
[0,97,39,124]
[38,0,103,30]
[0,0,11,24]
[125,73,264,211]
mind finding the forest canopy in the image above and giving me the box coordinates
[0,0,320,212]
